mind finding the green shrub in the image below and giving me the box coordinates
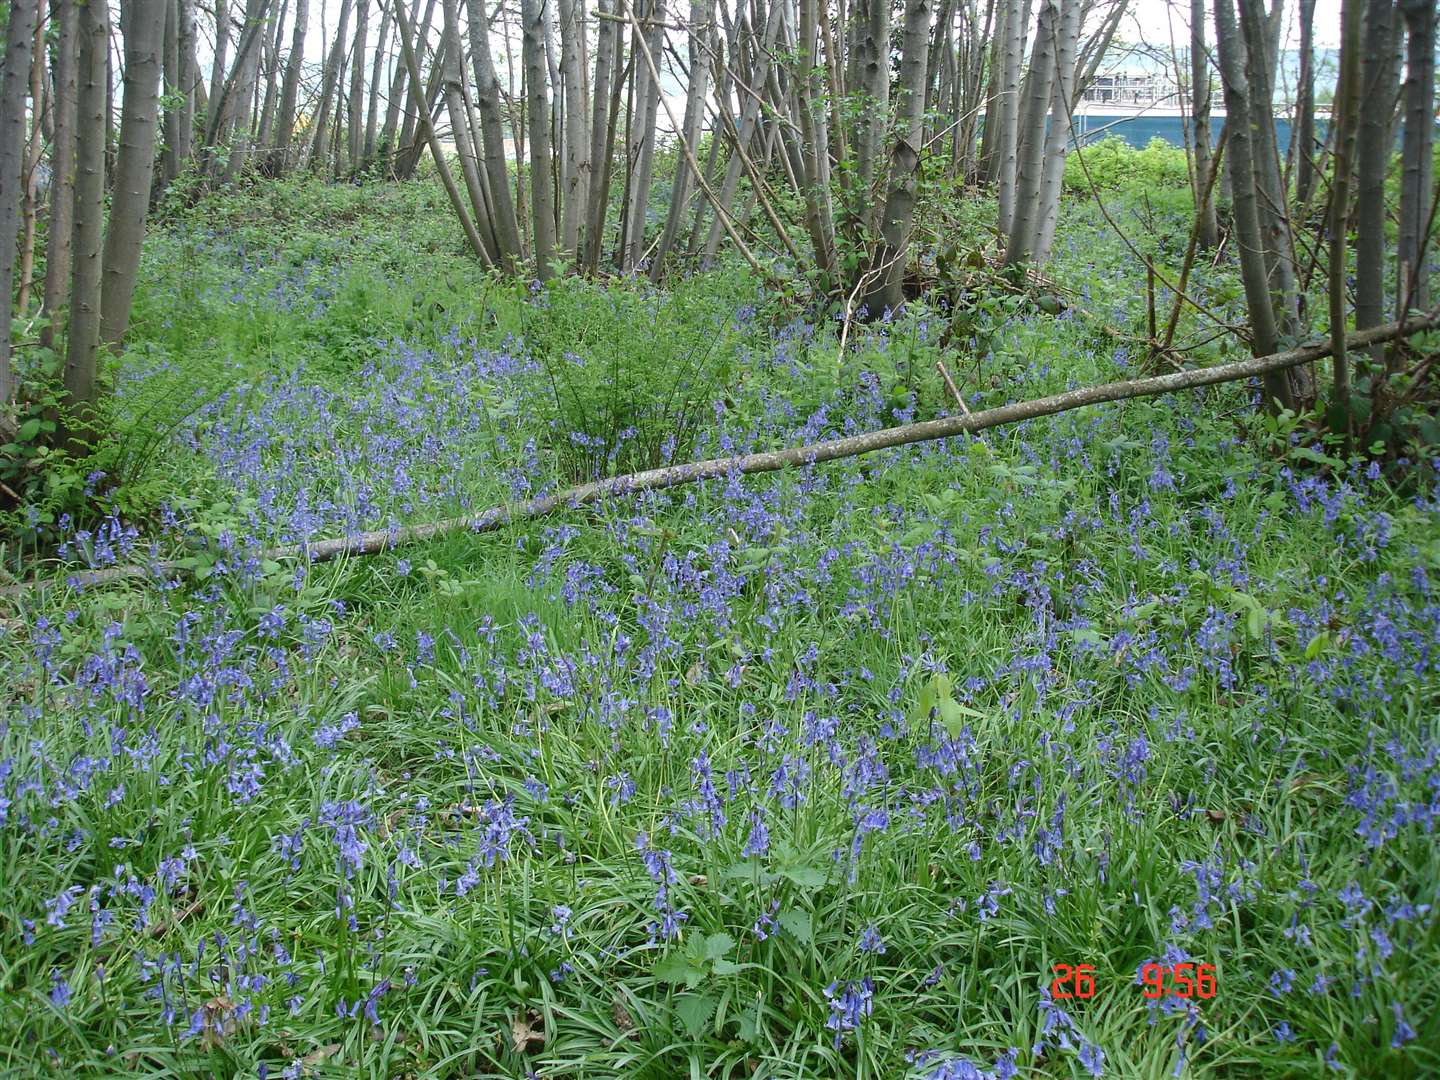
[520,267,763,479]
[1065,135,1191,192]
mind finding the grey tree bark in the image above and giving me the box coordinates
[649,0,713,278]
[0,0,40,411]
[1328,0,1361,406]
[1353,0,1399,361]
[100,0,167,349]
[1003,0,1057,266]
[465,0,525,265]
[362,6,390,166]
[1293,0,1316,206]
[346,0,369,173]
[792,0,838,279]
[864,0,935,315]
[273,0,309,161]
[1031,0,1080,266]
[1190,0,1217,247]
[621,0,667,269]
[1213,0,1294,411]
[41,0,79,353]
[63,0,109,436]
[583,0,620,270]
[523,0,558,276]
[558,0,592,258]
[440,0,501,260]
[1396,0,1435,313]
[308,0,354,170]
[853,0,890,206]
[994,0,1029,235]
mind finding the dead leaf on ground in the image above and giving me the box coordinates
[688,874,708,887]
[511,1008,545,1053]
[612,998,636,1034]
[1204,809,1226,824]
[302,1044,342,1066]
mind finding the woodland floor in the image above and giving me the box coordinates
[2,172,1439,1078]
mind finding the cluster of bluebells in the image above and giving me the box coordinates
[6,267,1440,1076]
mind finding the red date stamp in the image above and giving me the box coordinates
[1049,963,1218,1001]
[1050,963,1097,999]
[1140,962,1216,1000]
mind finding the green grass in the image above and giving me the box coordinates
[1,176,1438,1080]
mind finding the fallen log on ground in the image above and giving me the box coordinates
[6,307,1439,598]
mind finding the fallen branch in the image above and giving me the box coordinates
[8,308,1439,599]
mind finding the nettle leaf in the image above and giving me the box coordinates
[16,418,42,442]
[710,957,743,976]
[736,1004,763,1043]
[778,865,828,890]
[702,932,736,961]
[776,908,813,945]
[653,953,699,986]
[674,994,718,1038]
[720,860,780,886]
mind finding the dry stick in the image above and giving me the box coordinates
[1159,130,1230,356]
[10,309,1439,599]
[936,359,972,415]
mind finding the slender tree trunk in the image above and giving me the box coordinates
[363,5,390,166]
[16,10,46,315]
[978,0,1006,184]
[1004,0,1056,266]
[1396,0,1434,314]
[253,0,286,157]
[176,0,197,165]
[346,0,368,173]
[220,0,269,180]
[1328,0,1361,413]
[1214,0,1293,411]
[382,0,427,169]
[1190,0,1217,247]
[650,0,712,277]
[792,0,838,279]
[465,0,524,265]
[621,0,666,268]
[273,0,308,162]
[853,0,890,204]
[1238,0,1299,339]
[440,0,500,259]
[558,0,592,257]
[523,0,558,276]
[208,0,230,130]
[63,0,109,437]
[703,0,782,262]
[995,0,1029,235]
[162,0,181,181]
[1353,0,1399,362]
[394,0,491,260]
[0,0,41,411]
[583,0,620,270]
[41,0,80,352]
[309,0,354,169]
[1031,0,1079,266]
[865,0,935,315]
[101,0,167,348]
[1293,0,1316,206]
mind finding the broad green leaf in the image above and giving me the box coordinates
[674,994,718,1038]
[653,953,698,985]
[702,932,735,961]
[776,909,813,945]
